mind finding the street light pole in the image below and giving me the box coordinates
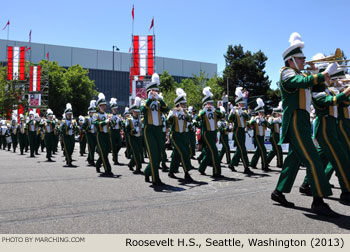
[112,45,120,71]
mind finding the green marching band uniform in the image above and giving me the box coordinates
[337,84,350,157]
[78,115,87,156]
[43,109,56,162]
[197,87,224,178]
[84,100,97,167]
[272,32,341,217]
[27,111,37,157]
[248,98,269,171]
[141,73,169,186]
[60,103,77,167]
[228,87,253,174]
[218,106,231,165]
[167,88,194,182]
[187,106,197,159]
[299,64,350,203]
[0,120,5,150]
[125,97,143,174]
[10,117,18,152]
[34,114,42,155]
[94,93,113,176]
[109,97,123,165]
[160,112,169,171]
[266,102,283,168]
[123,107,131,160]
[18,115,27,155]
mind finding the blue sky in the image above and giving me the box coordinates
[1,0,350,89]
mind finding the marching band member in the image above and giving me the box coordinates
[125,97,143,174]
[84,100,97,167]
[218,106,231,165]
[299,64,350,204]
[266,101,283,168]
[197,87,224,178]
[78,115,86,156]
[187,106,197,159]
[249,98,269,171]
[27,111,37,157]
[18,114,27,155]
[228,87,253,174]
[109,97,123,165]
[43,109,56,162]
[60,103,77,167]
[272,32,339,217]
[94,93,114,176]
[141,73,169,186]
[167,88,194,182]
[10,116,18,153]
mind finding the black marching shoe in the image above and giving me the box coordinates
[311,202,339,218]
[211,174,225,179]
[340,192,350,205]
[152,180,166,187]
[271,190,295,208]
[243,168,254,175]
[128,165,134,171]
[168,172,176,179]
[96,166,101,173]
[184,172,194,182]
[228,164,237,172]
[103,172,114,177]
[133,169,142,174]
[47,158,55,162]
[145,175,150,183]
[299,183,312,196]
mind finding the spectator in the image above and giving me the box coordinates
[222,91,228,110]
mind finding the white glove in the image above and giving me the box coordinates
[154,93,159,100]
[148,92,153,99]
[324,63,338,75]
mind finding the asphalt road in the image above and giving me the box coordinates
[0,145,349,234]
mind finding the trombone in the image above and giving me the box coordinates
[305,48,343,64]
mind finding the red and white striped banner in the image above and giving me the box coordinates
[29,66,41,92]
[7,46,26,81]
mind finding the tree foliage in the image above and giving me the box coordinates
[222,44,271,106]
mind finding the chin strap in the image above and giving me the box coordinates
[292,57,299,71]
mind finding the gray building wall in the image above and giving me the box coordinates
[0,39,217,112]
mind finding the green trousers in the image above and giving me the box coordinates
[79,133,86,155]
[309,117,350,193]
[96,132,112,173]
[160,132,167,167]
[170,131,192,173]
[87,132,97,163]
[250,135,268,169]
[110,129,122,163]
[231,127,249,169]
[62,134,75,165]
[128,135,142,171]
[143,125,163,182]
[11,134,18,152]
[267,133,283,167]
[275,110,332,198]
[35,134,41,153]
[28,131,36,156]
[189,131,196,157]
[198,131,221,175]
[337,119,350,157]
[219,133,231,164]
[18,133,26,154]
[44,132,55,159]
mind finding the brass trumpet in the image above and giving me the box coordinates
[305,48,343,64]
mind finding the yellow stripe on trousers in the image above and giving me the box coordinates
[235,127,247,168]
[62,135,71,164]
[272,134,282,166]
[293,111,323,197]
[96,132,108,172]
[339,120,350,149]
[128,135,139,169]
[322,117,350,191]
[221,134,230,162]
[170,133,188,172]
[143,125,156,182]
[203,131,218,174]
[255,134,266,167]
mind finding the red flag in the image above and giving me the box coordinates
[132,5,134,20]
[29,29,32,43]
[26,47,31,52]
[46,52,49,61]
[149,17,154,31]
[2,20,10,30]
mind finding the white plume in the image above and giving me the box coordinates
[66,103,72,110]
[124,107,129,113]
[188,106,193,113]
[134,97,141,107]
[90,100,96,108]
[235,87,243,98]
[12,116,17,122]
[289,32,304,48]
[19,114,24,119]
[158,93,163,99]
[109,97,117,106]
[256,98,264,108]
[278,101,282,110]
[78,115,85,123]
[47,109,53,115]
[176,88,186,98]
[220,106,225,113]
[98,93,105,100]
[202,87,213,97]
[151,73,160,85]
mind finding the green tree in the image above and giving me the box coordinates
[159,70,176,93]
[223,44,271,106]
[65,65,97,116]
